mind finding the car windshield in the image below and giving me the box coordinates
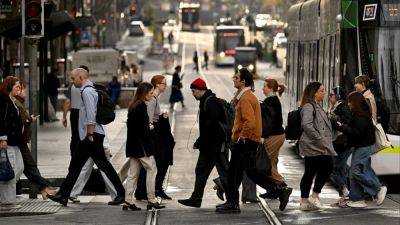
[235,51,256,62]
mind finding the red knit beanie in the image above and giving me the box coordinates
[190,78,207,90]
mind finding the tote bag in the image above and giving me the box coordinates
[0,149,15,182]
[373,120,392,154]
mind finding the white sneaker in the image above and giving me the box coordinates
[376,186,387,206]
[300,201,319,211]
[309,197,322,209]
[342,187,350,198]
[347,200,367,208]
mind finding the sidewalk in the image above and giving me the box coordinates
[260,142,400,225]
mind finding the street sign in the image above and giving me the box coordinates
[0,0,12,13]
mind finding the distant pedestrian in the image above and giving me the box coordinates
[135,75,175,201]
[14,83,57,200]
[216,68,292,214]
[46,69,61,121]
[178,78,229,208]
[124,82,164,210]
[107,76,122,105]
[327,87,352,206]
[169,65,185,109]
[167,31,174,46]
[258,79,292,199]
[48,68,125,206]
[298,82,336,211]
[203,51,209,70]
[0,76,24,210]
[193,51,199,73]
[335,92,387,208]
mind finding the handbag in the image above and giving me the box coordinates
[372,120,392,154]
[255,144,272,176]
[0,149,15,182]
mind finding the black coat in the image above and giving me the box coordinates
[339,110,375,148]
[194,90,225,153]
[126,101,154,158]
[0,94,24,147]
[156,115,175,165]
[263,95,284,136]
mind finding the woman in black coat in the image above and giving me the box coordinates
[124,82,164,211]
[335,92,386,208]
[169,65,185,109]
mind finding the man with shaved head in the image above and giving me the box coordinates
[49,67,125,206]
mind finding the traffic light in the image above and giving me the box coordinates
[22,0,44,36]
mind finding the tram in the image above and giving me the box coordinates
[286,0,400,177]
[179,2,201,32]
[214,25,246,66]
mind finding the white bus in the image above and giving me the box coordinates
[214,25,246,66]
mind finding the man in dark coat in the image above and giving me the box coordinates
[178,78,229,208]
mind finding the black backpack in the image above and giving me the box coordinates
[285,104,315,140]
[204,96,235,143]
[81,84,116,125]
[260,101,275,138]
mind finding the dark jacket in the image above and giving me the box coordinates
[263,95,284,136]
[0,94,24,147]
[332,101,352,125]
[126,101,154,158]
[338,110,375,148]
[194,90,225,152]
[330,101,352,153]
[157,115,175,165]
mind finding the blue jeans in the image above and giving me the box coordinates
[330,148,352,195]
[349,145,381,201]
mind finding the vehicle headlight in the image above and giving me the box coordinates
[248,64,254,71]
[219,52,225,57]
[237,65,243,70]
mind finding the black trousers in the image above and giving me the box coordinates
[70,109,80,156]
[300,155,333,198]
[226,139,280,204]
[190,146,229,200]
[19,144,50,191]
[58,133,125,198]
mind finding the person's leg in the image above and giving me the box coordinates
[70,109,80,156]
[265,135,285,184]
[140,156,158,203]
[134,168,147,198]
[58,140,91,198]
[214,145,229,192]
[190,152,215,200]
[312,156,334,195]
[300,156,319,201]
[226,143,245,204]
[0,146,24,205]
[241,174,257,202]
[70,158,94,198]
[100,156,118,200]
[19,144,50,191]
[90,134,125,197]
[155,162,169,193]
[125,158,142,203]
[349,146,381,199]
[330,148,352,195]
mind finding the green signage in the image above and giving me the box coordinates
[342,0,358,28]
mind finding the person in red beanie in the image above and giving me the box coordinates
[178,78,229,208]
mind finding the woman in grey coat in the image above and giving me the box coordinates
[299,82,336,211]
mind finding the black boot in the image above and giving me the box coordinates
[156,190,172,200]
[108,196,125,205]
[47,194,68,206]
[259,191,279,199]
[278,187,293,211]
[147,202,165,210]
[122,202,141,211]
[215,202,240,214]
[213,178,225,201]
[178,198,202,208]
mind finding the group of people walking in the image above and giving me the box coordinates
[298,75,387,210]
[0,63,387,214]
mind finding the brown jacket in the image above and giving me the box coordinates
[232,89,262,143]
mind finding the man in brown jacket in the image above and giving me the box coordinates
[216,68,292,214]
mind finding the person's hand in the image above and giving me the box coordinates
[260,138,265,144]
[0,140,7,150]
[62,117,68,128]
[163,112,169,119]
[87,135,94,142]
[31,115,38,122]
[149,123,154,130]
